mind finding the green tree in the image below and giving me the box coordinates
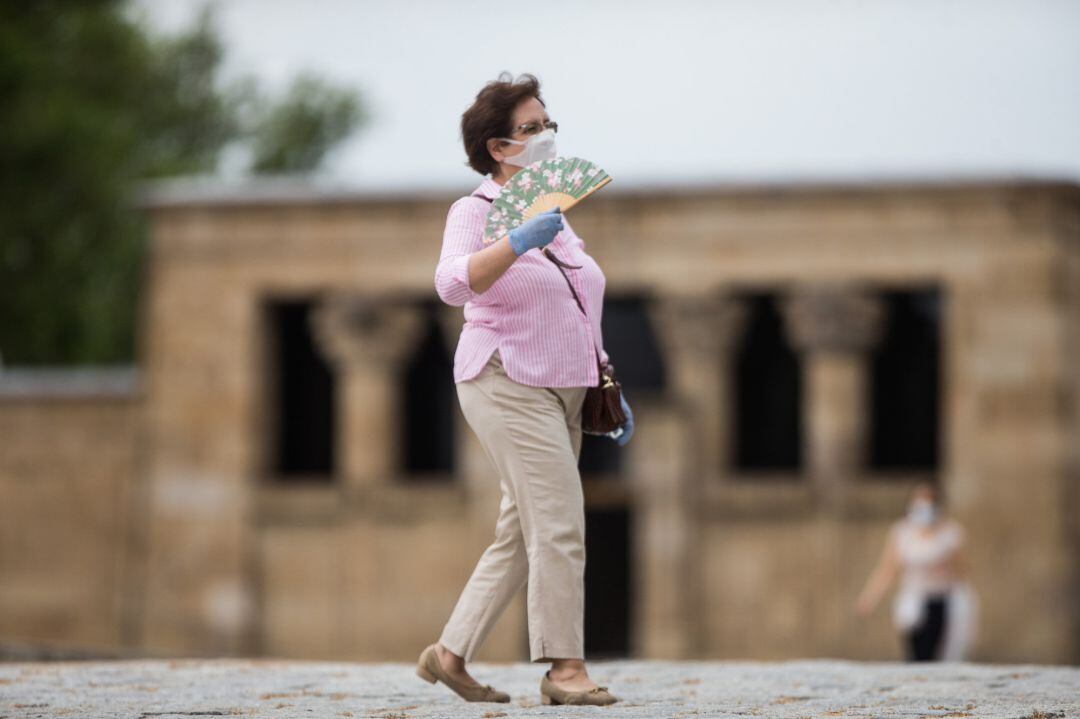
[0,2,365,365]
[249,73,363,174]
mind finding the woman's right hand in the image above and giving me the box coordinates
[507,207,563,256]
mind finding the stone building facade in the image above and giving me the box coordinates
[1,179,1078,664]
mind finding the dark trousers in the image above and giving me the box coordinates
[906,594,948,661]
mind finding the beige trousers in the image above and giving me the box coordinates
[438,349,589,663]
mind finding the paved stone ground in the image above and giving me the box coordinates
[1,658,1078,718]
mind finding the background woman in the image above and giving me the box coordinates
[415,72,632,706]
[856,482,978,661]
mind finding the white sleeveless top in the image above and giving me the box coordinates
[893,518,964,595]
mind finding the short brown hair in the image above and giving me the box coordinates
[460,72,546,176]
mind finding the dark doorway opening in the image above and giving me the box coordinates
[401,299,456,477]
[264,297,336,481]
[870,288,942,470]
[731,292,802,472]
[584,506,634,658]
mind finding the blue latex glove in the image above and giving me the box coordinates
[605,393,634,446]
[507,207,563,256]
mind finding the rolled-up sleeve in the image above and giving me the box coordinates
[434,197,485,306]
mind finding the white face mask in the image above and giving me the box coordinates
[499,128,557,168]
[907,500,938,526]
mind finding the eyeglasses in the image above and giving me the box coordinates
[498,119,558,144]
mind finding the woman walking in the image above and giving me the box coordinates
[856,482,978,661]
[415,72,632,705]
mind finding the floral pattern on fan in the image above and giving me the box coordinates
[482,156,612,245]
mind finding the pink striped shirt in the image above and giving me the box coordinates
[434,175,610,388]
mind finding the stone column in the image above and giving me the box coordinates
[309,293,425,495]
[649,293,748,479]
[634,292,745,658]
[780,284,884,504]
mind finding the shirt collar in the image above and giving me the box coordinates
[471,176,502,200]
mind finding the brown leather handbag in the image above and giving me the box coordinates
[541,246,627,436]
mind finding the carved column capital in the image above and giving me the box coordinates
[649,292,748,359]
[781,284,885,354]
[310,293,426,368]
[307,293,425,491]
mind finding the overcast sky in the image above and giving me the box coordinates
[133,0,1080,190]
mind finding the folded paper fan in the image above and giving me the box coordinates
[481,156,612,245]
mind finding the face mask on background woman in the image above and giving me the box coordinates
[907,499,938,526]
[500,128,557,167]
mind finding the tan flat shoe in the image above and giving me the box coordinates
[415,643,510,703]
[540,669,619,706]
